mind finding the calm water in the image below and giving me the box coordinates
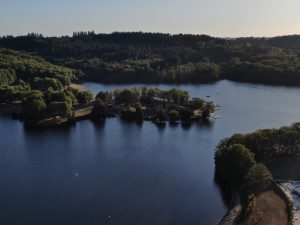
[1,80,300,225]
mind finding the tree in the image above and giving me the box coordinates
[154,109,166,123]
[95,91,112,102]
[91,99,108,119]
[22,91,47,123]
[0,69,16,85]
[45,89,68,103]
[180,108,192,122]
[169,110,179,123]
[202,102,215,119]
[215,144,256,187]
[47,101,72,118]
[168,88,181,104]
[244,163,273,194]
[76,90,93,104]
[32,77,63,91]
[115,89,139,105]
[190,97,205,110]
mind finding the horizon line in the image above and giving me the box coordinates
[1,31,300,39]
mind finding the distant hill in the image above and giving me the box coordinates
[236,35,300,54]
[1,32,300,85]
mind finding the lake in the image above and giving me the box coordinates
[1,80,300,225]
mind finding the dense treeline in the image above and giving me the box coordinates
[236,35,300,55]
[1,32,300,85]
[0,48,93,125]
[216,122,300,161]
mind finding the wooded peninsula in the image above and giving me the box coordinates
[215,123,300,225]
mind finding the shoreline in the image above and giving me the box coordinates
[278,181,300,225]
[217,193,241,225]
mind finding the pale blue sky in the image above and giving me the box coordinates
[0,0,300,37]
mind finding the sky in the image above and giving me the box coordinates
[0,0,300,37]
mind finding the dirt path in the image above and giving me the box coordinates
[70,83,84,91]
[74,106,93,118]
[248,190,288,225]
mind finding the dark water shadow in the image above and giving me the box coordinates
[194,119,214,131]
[22,122,74,159]
[90,118,106,129]
[213,170,233,208]
[135,120,144,127]
[23,122,75,135]
[181,122,193,130]
[154,122,167,133]
[169,122,179,129]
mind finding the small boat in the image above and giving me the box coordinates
[206,95,210,98]
[213,116,220,119]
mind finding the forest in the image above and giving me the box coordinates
[0,48,93,125]
[2,32,300,126]
[0,32,300,85]
[0,47,214,126]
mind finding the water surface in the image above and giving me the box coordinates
[1,80,300,225]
